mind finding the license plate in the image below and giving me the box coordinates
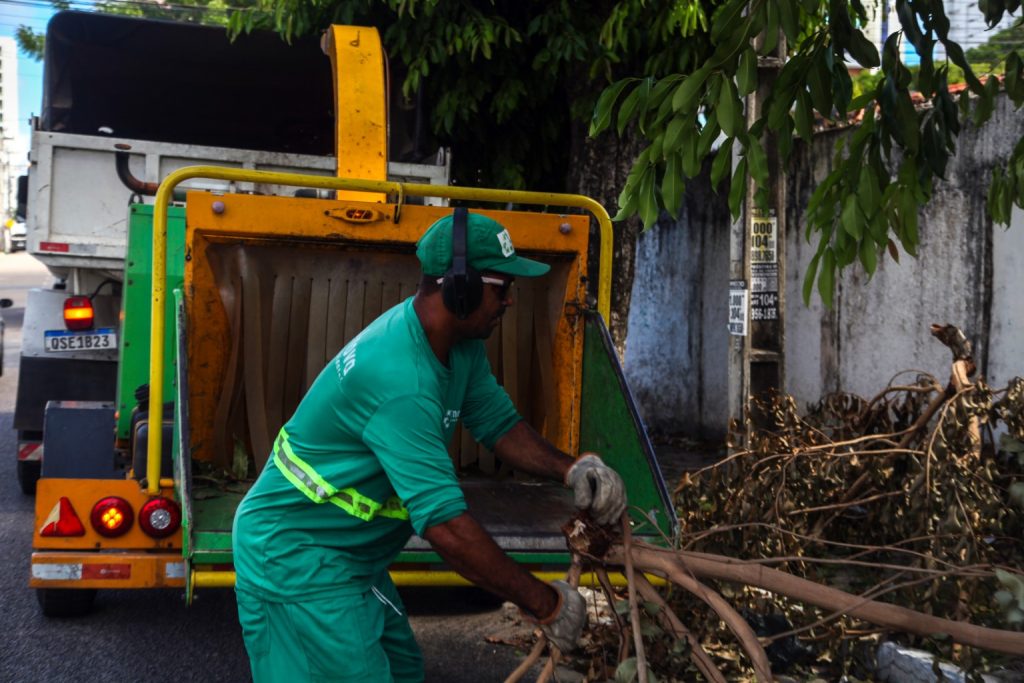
[44,328,117,353]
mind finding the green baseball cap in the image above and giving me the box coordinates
[416,212,550,278]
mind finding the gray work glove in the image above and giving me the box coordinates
[538,580,587,652]
[565,453,627,525]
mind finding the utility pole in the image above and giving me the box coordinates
[727,21,786,439]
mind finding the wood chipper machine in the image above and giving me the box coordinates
[29,25,676,615]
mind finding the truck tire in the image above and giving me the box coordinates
[36,588,97,617]
[17,459,41,495]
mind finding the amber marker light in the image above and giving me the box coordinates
[90,497,134,537]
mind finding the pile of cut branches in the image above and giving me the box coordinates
[507,324,1024,682]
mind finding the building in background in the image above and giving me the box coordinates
[0,36,26,220]
[862,0,1017,67]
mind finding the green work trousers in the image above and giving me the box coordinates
[237,572,424,683]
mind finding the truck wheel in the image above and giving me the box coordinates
[17,459,41,495]
[36,588,97,617]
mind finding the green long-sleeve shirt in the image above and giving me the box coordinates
[233,297,520,601]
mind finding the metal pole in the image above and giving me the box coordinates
[728,17,787,440]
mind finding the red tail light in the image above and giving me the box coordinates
[90,497,134,537]
[139,498,181,538]
[39,497,86,537]
[64,296,94,331]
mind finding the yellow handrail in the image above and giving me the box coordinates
[148,166,613,494]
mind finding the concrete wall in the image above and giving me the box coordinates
[622,169,731,438]
[624,94,1024,437]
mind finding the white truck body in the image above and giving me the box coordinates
[27,129,450,281]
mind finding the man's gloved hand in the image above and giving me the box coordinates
[565,453,627,525]
[538,580,587,652]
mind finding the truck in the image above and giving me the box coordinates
[14,10,450,495]
[28,19,675,617]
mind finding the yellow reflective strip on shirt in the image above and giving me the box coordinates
[325,490,367,521]
[379,496,411,520]
[273,449,326,505]
[273,428,410,522]
[276,430,338,499]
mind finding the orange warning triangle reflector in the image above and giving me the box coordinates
[40,497,86,537]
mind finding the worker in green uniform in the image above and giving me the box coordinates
[233,209,627,682]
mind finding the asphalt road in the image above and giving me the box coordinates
[0,251,541,682]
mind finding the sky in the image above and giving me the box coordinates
[0,0,57,153]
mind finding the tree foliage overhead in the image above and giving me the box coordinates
[590,0,1024,305]
[21,1,1024,306]
[224,0,726,189]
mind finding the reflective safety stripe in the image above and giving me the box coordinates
[273,429,409,522]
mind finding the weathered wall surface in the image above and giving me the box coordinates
[623,167,732,438]
[624,94,1024,437]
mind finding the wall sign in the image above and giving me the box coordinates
[728,280,748,336]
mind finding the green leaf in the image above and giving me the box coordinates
[746,137,768,188]
[616,80,648,136]
[662,153,685,219]
[942,39,983,93]
[711,0,748,42]
[803,250,822,305]
[806,56,833,117]
[974,76,999,126]
[859,237,878,275]
[612,184,639,222]
[1007,52,1024,104]
[794,90,813,141]
[711,139,734,188]
[590,78,637,136]
[697,117,721,159]
[681,126,702,178]
[718,77,742,137]
[846,29,880,68]
[664,116,688,155]
[728,157,748,219]
[898,189,920,255]
[737,48,758,97]
[672,67,712,114]
[857,167,881,217]
[638,165,659,230]
[841,194,864,239]
[777,0,799,43]
[761,0,779,55]
[819,247,836,307]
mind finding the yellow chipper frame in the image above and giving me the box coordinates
[30,25,675,612]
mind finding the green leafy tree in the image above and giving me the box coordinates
[224,0,726,343]
[20,1,1023,324]
[227,0,1024,313]
[590,0,1024,305]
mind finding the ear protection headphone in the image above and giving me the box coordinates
[441,207,483,319]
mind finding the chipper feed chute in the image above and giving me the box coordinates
[142,180,676,597]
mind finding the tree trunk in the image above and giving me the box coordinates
[566,113,644,357]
